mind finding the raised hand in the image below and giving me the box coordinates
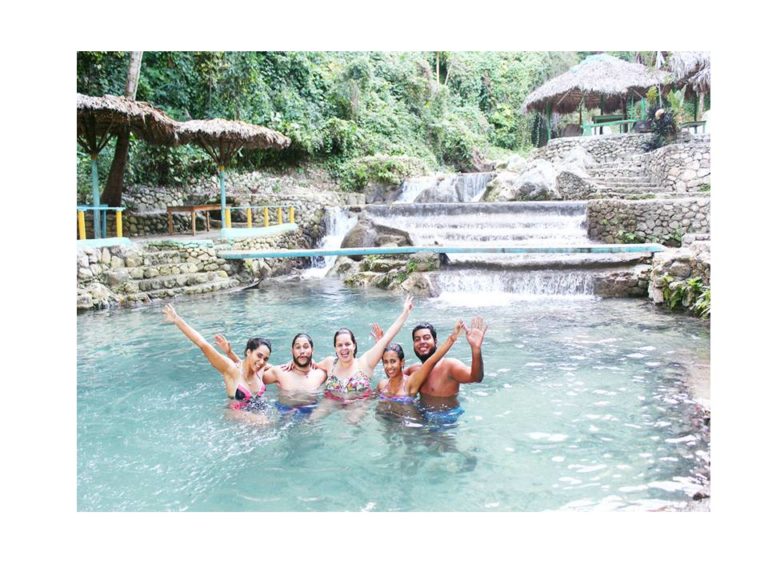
[465,317,488,350]
[163,304,179,323]
[370,322,384,342]
[214,334,232,354]
[450,319,465,340]
[403,294,414,314]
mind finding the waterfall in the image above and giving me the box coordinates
[396,176,439,203]
[433,269,597,305]
[362,201,646,299]
[396,172,494,203]
[302,207,358,278]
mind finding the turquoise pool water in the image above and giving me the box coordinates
[77,280,709,511]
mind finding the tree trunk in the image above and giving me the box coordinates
[101,51,143,207]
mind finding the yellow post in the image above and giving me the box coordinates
[225,208,232,228]
[78,211,86,240]
[289,206,295,223]
[277,207,283,225]
[116,210,123,238]
[246,207,252,228]
[263,207,270,227]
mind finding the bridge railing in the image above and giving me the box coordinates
[222,204,296,228]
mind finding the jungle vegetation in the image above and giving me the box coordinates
[77,51,658,196]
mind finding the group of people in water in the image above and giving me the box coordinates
[162,295,488,428]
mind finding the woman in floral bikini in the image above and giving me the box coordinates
[309,295,414,424]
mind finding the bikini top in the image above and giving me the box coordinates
[230,371,266,402]
[325,359,371,396]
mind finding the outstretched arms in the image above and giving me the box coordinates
[163,304,235,376]
[406,320,463,395]
[360,295,414,372]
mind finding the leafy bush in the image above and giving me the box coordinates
[337,155,430,191]
[661,275,710,318]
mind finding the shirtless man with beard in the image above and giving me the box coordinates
[405,317,488,426]
[216,332,327,417]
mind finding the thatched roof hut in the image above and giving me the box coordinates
[669,51,710,95]
[175,118,291,166]
[522,53,672,115]
[77,93,179,154]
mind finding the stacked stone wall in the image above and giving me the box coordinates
[648,236,711,314]
[587,198,710,244]
[530,133,655,164]
[77,230,311,311]
[101,171,349,238]
[647,135,711,194]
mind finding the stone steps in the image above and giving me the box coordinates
[587,166,648,178]
[592,185,670,196]
[120,277,241,305]
[121,270,234,294]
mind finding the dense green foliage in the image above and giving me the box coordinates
[661,275,710,318]
[77,51,591,192]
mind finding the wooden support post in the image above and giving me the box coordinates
[116,210,123,238]
[277,207,283,225]
[263,207,269,227]
[289,206,295,224]
[246,208,252,228]
[78,211,86,240]
[225,208,232,228]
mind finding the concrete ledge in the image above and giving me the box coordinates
[77,237,133,249]
[219,243,667,260]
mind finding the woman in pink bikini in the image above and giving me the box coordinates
[309,295,414,424]
[163,303,272,425]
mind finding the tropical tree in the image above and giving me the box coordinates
[101,51,143,207]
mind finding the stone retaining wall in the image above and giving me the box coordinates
[587,198,710,244]
[647,135,711,194]
[648,235,711,314]
[530,133,655,164]
[77,230,312,310]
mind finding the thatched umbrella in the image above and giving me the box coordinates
[522,54,672,136]
[669,52,710,122]
[669,51,710,95]
[77,93,179,237]
[175,119,291,228]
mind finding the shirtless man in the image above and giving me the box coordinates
[216,332,327,417]
[404,317,488,426]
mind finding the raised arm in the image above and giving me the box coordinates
[449,316,487,384]
[163,304,235,376]
[360,295,414,372]
[406,320,463,395]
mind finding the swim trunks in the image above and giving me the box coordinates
[419,405,465,427]
[275,401,318,417]
[378,394,416,404]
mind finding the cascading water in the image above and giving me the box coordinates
[396,173,494,203]
[301,207,357,278]
[362,202,651,301]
